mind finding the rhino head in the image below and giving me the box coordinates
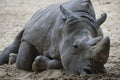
[59,1,110,75]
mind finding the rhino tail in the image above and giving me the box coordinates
[0,29,25,65]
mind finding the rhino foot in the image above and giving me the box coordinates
[32,55,63,72]
[9,53,17,65]
[32,55,50,72]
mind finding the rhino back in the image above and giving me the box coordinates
[22,4,63,53]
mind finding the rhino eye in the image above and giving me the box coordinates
[73,44,78,49]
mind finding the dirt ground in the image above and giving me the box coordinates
[0,0,120,80]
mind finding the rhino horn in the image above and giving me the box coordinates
[87,36,103,46]
[96,13,107,28]
[92,37,110,64]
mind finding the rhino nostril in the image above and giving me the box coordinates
[84,69,91,74]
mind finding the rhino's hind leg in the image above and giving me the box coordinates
[0,29,24,65]
[9,53,17,65]
[16,41,39,70]
[32,55,63,72]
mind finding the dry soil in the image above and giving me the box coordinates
[0,0,120,80]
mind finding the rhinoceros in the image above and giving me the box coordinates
[0,0,110,75]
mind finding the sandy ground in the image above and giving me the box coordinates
[0,0,120,80]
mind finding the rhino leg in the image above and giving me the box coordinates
[9,53,17,65]
[16,41,39,70]
[0,29,24,65]
[32,55,63,72]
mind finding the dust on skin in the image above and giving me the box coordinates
[0,0,120,79]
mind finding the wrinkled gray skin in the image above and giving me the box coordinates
[0,0,110,75]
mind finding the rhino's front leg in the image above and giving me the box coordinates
[32,55,63,72]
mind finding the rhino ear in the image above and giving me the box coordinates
[96,13,107,29]
[60,5,74,20]
[92,37,110,64]
[60,5,72,16]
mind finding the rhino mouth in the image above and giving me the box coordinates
[77,61,107,75]
[79,66,106,75]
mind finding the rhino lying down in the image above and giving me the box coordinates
[0,0,110,75]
